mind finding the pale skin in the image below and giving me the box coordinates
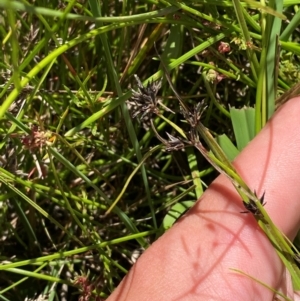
[107,96,300,301]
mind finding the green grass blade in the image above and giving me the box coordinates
[48,146,147,246]
[216,134,240,161]
[89,0,157,230]
[280,8,300,41]
[265,0,283,118]
[232,0,259,80]
[230,107,255,151]
[0,230,155,271]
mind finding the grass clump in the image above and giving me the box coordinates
[1,0,300,300]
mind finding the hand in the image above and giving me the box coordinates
[107,97,300,301]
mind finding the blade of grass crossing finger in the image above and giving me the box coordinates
[257,217,300,289]
[192,134,300,287]
[230,268,293,301]
[231,186,300,288]
[88,1,157,232]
